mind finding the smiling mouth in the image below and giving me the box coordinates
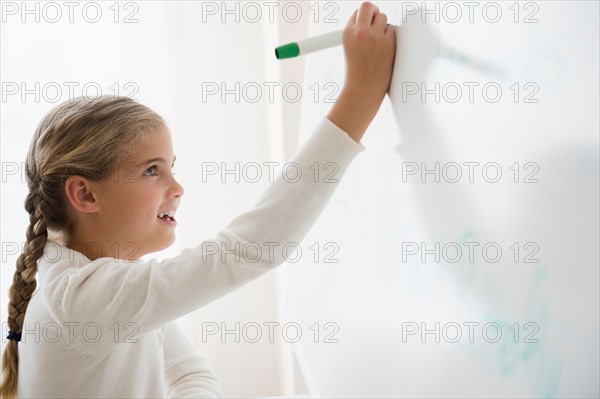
[157,210,177,223]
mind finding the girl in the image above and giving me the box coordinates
[0,2,395,397]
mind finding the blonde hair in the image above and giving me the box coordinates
[0,95,165,398]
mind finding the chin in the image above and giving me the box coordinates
[157,236,177,252]
[137,240,175,259]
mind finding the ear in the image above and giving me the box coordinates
[64,176,99,213]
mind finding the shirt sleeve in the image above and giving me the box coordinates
[47,117,365,351]
[163,322,223,398]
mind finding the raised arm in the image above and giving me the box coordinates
[46,117,364,352]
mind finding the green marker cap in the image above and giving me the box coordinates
[275,42,299,59]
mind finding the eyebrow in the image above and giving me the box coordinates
[138,156,177,167]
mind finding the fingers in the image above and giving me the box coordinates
[373,12,388,30]
[348,2,389,34]
[355,2,379,26]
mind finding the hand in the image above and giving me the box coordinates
[327,2,396,143]
[342,2,396,106]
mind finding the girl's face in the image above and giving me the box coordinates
[89,125,184,259]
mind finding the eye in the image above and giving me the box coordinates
[171,164,176,175]
[144,165,158,176]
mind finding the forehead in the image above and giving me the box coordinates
[125,125,174,162]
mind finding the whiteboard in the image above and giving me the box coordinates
[286,1,599,397]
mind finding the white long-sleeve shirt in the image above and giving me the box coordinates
[16,116,365,398]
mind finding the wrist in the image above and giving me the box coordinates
[327,87,379,143]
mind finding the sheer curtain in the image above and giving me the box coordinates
[1,1,310,396]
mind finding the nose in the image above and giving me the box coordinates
[170,175,184,198]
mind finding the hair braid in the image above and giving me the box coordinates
[1,189,48,399]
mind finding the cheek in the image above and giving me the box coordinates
[107,189,155,219]
[130,190,161,218]
[101,180,163,221]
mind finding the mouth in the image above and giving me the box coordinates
[157,209,177,226]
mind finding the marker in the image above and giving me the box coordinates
[275,23,505,78]
[275,24,397,60]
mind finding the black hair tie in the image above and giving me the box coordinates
[7,331,21,342]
